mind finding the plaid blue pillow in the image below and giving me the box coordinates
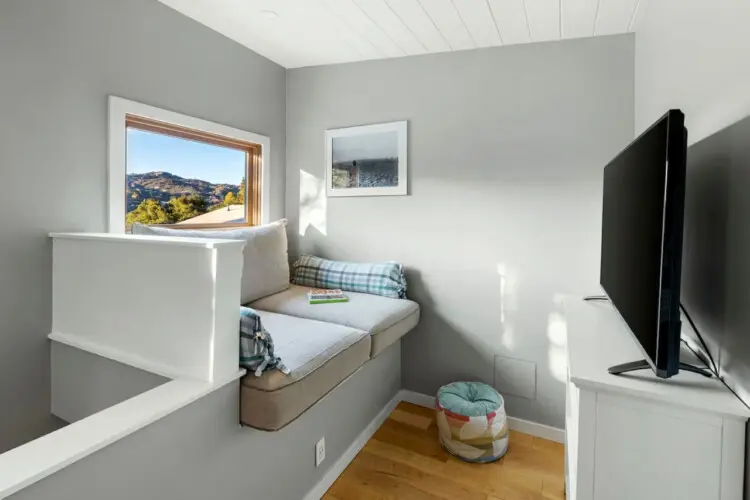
[291,255,407,299]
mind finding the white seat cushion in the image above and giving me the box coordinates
[243,310,369,391]
[250,285,420,356]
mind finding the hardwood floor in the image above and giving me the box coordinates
[324,402,565,500]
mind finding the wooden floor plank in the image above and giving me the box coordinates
[345,461,444,499]
[397,401,437,418]
[542,476,566,500]
[442,458,544,500]
[326,402,564,500]
[390,408,434,430]
[364,438,448,475]
[354,451,488,500]
[327,475,388,500]
[373,419,448,461]
[532,436,565,455]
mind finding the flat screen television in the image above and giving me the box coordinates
[599,109,688,379]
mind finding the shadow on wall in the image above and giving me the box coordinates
[682,114,750,405]
[402,264,569,426]
[400,268,495,386]
[295,213,570,426]
[295,171,572,427]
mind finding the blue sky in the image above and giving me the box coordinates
[126,128,245,185]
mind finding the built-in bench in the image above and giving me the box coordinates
[0,232,418,500]
[244,286,420,430]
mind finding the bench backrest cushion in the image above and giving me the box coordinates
[132,219,290,303]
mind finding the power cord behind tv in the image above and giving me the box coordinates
[680,303,750,412]
[679,304,718,374]
[584,295,750,410]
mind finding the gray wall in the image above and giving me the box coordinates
[286,35,634,428]
[635,0,750,144]
[681,116,750,399]
[10,342,401,500]
[0,0,286,453]
[51,342,168,423]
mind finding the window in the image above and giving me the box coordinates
[108,97,270,233]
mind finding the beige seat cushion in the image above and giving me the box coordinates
[240,312,371,430]
[251,285,420,356]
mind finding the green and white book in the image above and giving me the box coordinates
[307,288,348,304]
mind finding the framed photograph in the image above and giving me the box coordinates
[326,121,408,197]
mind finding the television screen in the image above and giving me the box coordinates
[599,110,687,378]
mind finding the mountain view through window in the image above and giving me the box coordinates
[126,127,247,228]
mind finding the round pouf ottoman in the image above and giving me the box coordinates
[436,381,508,463]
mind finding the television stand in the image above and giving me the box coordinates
[609,359,713,377]
[565,297,750,500]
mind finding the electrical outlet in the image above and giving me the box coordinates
[315,437,325,467]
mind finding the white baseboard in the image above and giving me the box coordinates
[400,389,565,444]
[304,388,565,499]
[507,415,565,443]
[302,390,402,500]
[399,389,437,409]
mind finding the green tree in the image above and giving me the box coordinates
[126,199,171,225]
[167,195,208,223]
[237,177,245,205]
[224,191,238,206]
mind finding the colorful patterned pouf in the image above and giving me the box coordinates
[436,381,509,463]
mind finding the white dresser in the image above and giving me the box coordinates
[564,298,750,500]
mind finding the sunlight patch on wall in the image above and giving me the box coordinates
[299,170,327,236]
[548,311,567,348]
[501,327,515,351]
[547,310,568,383]
[497,264,507,324]
[497,263,516,351]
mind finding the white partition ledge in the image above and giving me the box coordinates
[0,370,245,500]
[49,331,182,380]
[50,232,245,382]
[0,233,250,498]
[49,232,245,248]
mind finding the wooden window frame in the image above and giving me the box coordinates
[125,115,261,230]
[108,96,271,234]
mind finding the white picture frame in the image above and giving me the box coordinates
[325,121,408,197]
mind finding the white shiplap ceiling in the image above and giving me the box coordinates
[158,0,647,68]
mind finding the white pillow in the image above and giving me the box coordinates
[132,219,290,304]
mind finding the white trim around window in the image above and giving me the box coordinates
[107,96,271,233]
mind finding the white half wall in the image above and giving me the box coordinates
[635,0,750,142]
[50,233,244,382]
[7,343,402,500]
